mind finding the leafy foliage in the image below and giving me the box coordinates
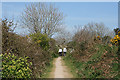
[64,43,119,78]
[49,38,59,58]
[1,53,32,78]
[64,27,119,78]
[29,33,50,50]
[2,18,58,78]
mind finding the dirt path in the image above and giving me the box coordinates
[49,57,73,78]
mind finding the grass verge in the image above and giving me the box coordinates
[63,55,78,78]
[41,58,54,78]
[63,44,119,78]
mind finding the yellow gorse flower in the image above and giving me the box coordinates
[110,39,114,43]
[114,35,120,40]
[97,36,100,38]
[37,40,41,43]
[26,35,29,38]
[114,36,117,40]
[111,34,120,46]
[118,31,120,36]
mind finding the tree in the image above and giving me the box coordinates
[72,22,112,43]
[87,22,109,37]
[2,18,17,33]
[54,26,73,46]
[72,24,95,43]
[21,3,64,38]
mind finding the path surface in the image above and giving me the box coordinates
[49,57,73,78]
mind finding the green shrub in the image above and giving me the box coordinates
[65,41,119,78]
[2,18,57,78]
[49,38,59,58]
[67,41,76,48]
[1,53,32,78]
[30,33,50,50]
[73,41,88,56]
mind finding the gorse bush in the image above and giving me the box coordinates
[111,31,120,46]
[29,33,50,50]
[1,53,32,78]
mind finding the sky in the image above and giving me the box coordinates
[2,2,118,35]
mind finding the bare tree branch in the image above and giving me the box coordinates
[20,3,64,38]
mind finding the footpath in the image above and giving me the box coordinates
[49,57,73,78]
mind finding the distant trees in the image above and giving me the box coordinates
[54,26,73,46]
[87,22,108,37]
[73,22,112,43]
[2,18,17,33]
[21,3,64,38]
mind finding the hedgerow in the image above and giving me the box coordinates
[2,18,58,78]
[64,27,119,78]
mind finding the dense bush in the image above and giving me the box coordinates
[2,19,57,78]
[1,53,32,78]
[64,26,119,78]
[29,33,49,50]
[49,38,59,58]
[102,36,111,44]
[65,43,119,78]
[29,33,59,58]
[111,32,120,46]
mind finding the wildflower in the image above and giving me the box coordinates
[105,51,108,53]
[118,31,120,36]
[97,36,100,38]
[118,36,120,40]
[103,53,106,56]
[110,39,113,42]
[115,35,119,40]
[26,35,29,38]
[114,37,117,40]
[37,40,41,43]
